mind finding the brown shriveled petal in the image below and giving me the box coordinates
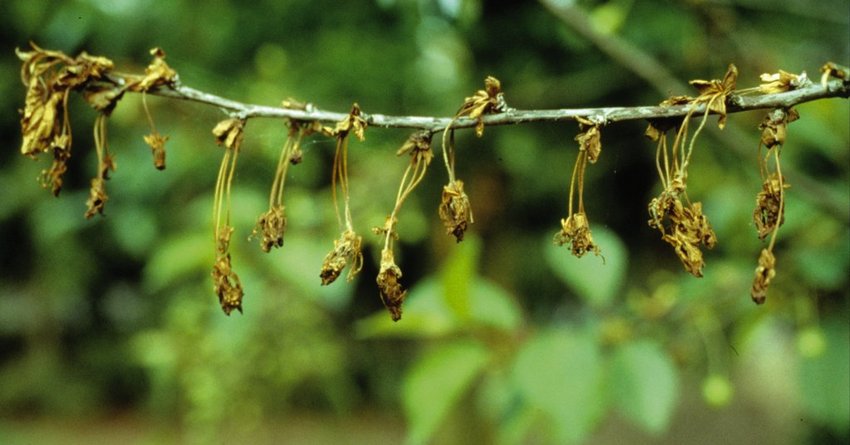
[553,212,601,258]
[212,118,245,149]
[753,173,789,240]
[759,70,806,94]
[664,232,706,277]
[751,248,776,305]
[82,80,125,114]
[456,76,508,137]
[576,116,602,164]
[131,47,178,92]
[212,253,244,315]
[820,61,850,87]
[320,229,364,285]
[438,180,474,242]
[689,64,738,129]
[396,130,433,165]
[376,248,406,322]
[334,103,368,141]
[84,177,108,219]
[252,205,287,253]
[651,196,716,277]
[144,132,168,170]
[759,108,799,148]
[20,86,63,157]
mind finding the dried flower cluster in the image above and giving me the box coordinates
[644,65,738,276]
[320,105,366,286]
[211,117,246,314]
[749,106,797,304]
[554,116,603,258]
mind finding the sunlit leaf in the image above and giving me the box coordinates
[441,234,480,319]
[543,226,628,308]
[403,340,490,445]
[611,340,679,434]
[512,328,606,444]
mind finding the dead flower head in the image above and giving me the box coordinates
[759,108,799,149]
[334,103,368,141]
[575,116,602,163]
[819,61,849,87]
[376,248,406,322]
[320,229,364,285]
[213,117,245,149]
[650,196,717,277]
[439,180,474,242]
[553,212,601,258]
[397,130,433,165]
[212,224,244,315]
[456,76,508,136]
[144,132,168,170]
[689,64,738,129]
[252,205,287,252]
[753,173,789,240]
[751,248,776,305]
[759,70,807,94]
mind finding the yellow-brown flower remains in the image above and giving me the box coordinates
[819,62,849,87]
[376,248,406,322]
[554,212,600,258]
[212,225,244,315]
[455,76,508,136]
[439,180,474,242]
[753,173,789,240]
[320,229,364,285]
[689,64,737,129]
[751,248,775,305]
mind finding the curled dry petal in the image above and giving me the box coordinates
[396,130,433,165]
[649,193,717,277]
[456,76,508,136]
[689,64,738,129]
[320,229,364,285]
[759,70,807,94]
[438,180,473,242]
[212,118,245,149]
[334,103,368,141]
[751,248,775,305]
[131,47,178,92]
[376,248,406,322]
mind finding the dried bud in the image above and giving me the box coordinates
[320,229,364,285]
[212,225,243,315]
[553,212,601,258]
[397,131,433,165]
[456,76,508,136]
[252,205,287,252]
[439,180,474,242]
[759,108,799,149]
[334,103,368,141]
[84,177,108,219]
[751,248,776,305]
[212,118,245,149]
[376,248,406,321]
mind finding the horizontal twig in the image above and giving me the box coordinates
[144,77,850,132]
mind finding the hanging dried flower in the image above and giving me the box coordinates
[376,248,406,322]
[439,180,474,242]
[753,173,789,240]
[212,225,244,315]
[320,229,364,285]
[554,212,600,258]
[751,248,775,305]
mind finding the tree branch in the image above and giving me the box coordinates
[145,77,849,132]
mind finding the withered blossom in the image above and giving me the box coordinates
[751,248,775,305]
[320,229,364,285]
[819,61,849,87]
[759,70,807,94]
[575,116,602,163]
[649,196,716,277]
[439,180,474,242]
[252,205,287,253]
[144,132,168,170]
[376,248,406,322]
[334,103,367,141]
[689,64,738,129]
[753,173,789,240]
[212,225,244,315]
[455,76,508,136]
[759,108,799,149]
[553,212,600,258]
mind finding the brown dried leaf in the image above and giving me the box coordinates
[438,180,474,242]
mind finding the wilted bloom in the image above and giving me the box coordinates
[252,205,287,252]
[689,64,738,129]
[212,225,244,315]
[456,76,508,136]
[759,108,799,149]
[751,248,776,305]
[575,116,602,163]
[439,180,474,242]
[320,229,364,285]
[376,248,406,321]
[553,212,601,258]
[753,173,789,240]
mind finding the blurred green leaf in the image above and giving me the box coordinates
[441,235,481,319]
[611,340,679,434]
[144,233,210,292]
[403,340,490,445]
[799,317,850,434]
[512,327,606,444]
[543,226,628,308]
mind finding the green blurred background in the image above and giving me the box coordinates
[0,0,848,444]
